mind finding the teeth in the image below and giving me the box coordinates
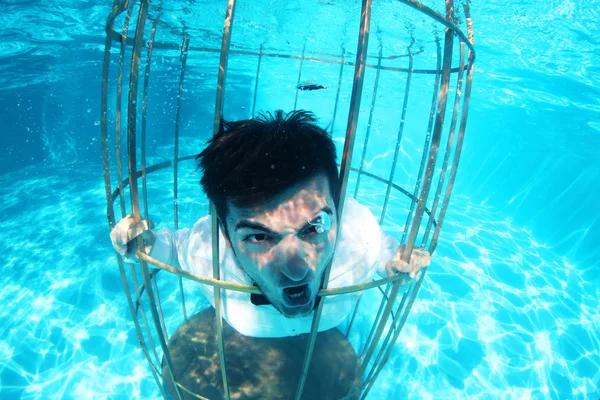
[284,284,309,301]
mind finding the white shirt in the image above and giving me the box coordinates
[151,196,398,337]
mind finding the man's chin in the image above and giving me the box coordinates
[276,299,315,319]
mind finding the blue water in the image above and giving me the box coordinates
[1,0,599,399]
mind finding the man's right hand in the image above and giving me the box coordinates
[109,214,156,261]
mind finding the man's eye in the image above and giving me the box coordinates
[307,225,319,234]
[305,224,326,235]
[244,233,269,243]
[306,212,331,236]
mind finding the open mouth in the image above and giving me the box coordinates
[282,283,312,306]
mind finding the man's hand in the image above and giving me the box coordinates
[385,244,432,281]
[109,214,155,261]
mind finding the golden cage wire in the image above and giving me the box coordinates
[100,0,475,398]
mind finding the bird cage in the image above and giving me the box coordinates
[100,0,475,398]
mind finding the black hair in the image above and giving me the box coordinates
[196,110,339,230]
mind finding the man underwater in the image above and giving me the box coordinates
[110,109,432,338]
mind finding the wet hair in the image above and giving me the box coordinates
[196,110,339,231]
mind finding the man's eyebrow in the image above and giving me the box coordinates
[235,220,277,233]
[235,206,334,233]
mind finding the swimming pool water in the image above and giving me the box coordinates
[1,161,598,399]
[1,0,599,399]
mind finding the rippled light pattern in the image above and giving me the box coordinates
[0,163,598,399]
[1,0,600,399]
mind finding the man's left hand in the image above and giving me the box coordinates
[385,244,432,281]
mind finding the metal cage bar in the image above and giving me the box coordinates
[210,1,237,398]
[126,0,147,286]
[360,272,424,399]
[357,281,406,377]
[404,0,455,256]
[141,14,160,220]
[101,0,124,232]
[431,3,475,254]
[125,1,186,399]
[380,44,414,226]
[357,0,454,380]
[329,48,345,136]
[115,1,135,219]
[138,248,411,296]
[111,34,471,75]
[344,290,364,338]
[296,1,373,398]
[354,46,382,199]
[122,263,168,396]
[101,0,168,396]
[174,35,189,232]
[360,288,411,398]
[128,263,162,365]
[141,16,173,345]
[401,38,442,243]
[141,264,185,400]
[357,283,393,360]
[121,6,165,367]
[151,267,170,343]
[175,34,190,322]
[342,286,409,399]
[361,11,460,390]
[421,41,465,248]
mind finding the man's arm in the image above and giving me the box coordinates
[342,196,432,281]
[149,227,190,269]
[366,214,431,280]
[375,232,400,278]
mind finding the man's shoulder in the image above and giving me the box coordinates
[182,215,215,255]
[339,196,380,231]
[185,215,214,239]
[330,196,384,278]
[191,214,211,230]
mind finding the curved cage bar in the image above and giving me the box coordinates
[101,0,475,398]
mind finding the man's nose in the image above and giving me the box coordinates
[277,235,309,281]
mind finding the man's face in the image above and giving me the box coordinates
[224,173,338,318]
